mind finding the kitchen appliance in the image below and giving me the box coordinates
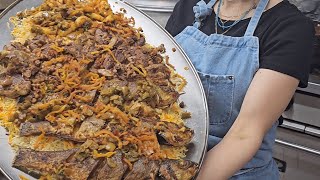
[0,0,209,179]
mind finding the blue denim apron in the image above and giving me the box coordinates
[174,0,279,179]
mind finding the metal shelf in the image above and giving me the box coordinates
[275,139,320,156]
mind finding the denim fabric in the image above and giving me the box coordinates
[175,0,279,179]
[232,159,280,180]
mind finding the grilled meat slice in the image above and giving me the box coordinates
[13,149,77,175]
[156,122,194,147]
[146,64,171,82]
[1,49,39,76]
[0,75,13,87]
[159,160,198,180]
[89,151,128,180]
[0,74,31,98]
[94,29,110,45]
[20,117,105,142]
[63,154,101,180]
[124,157,160,180]
[156,86,179,108]
[19,121,55,136]
[19,121,73,139]
[74,117,105,140]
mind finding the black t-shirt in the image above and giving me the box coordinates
[165,0,315,88]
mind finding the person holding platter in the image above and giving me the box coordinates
[165,0,315,179]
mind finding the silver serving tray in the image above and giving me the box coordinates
[0,0,208,179]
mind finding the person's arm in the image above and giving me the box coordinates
[197,69,299,180]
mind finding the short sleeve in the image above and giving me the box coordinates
[165,9,177,36]
[260,15,315,88]
[165,0,198,37]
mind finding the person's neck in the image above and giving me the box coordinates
[214,0,258,20]
[222,0,257,10]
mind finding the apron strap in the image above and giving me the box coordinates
[244,0,270,36]
[193,0,218,29]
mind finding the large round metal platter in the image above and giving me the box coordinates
[0,0,209,179]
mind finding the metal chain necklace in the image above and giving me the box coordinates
[219,1,257,19]
[215,0,257,31]
[215,20,233,35]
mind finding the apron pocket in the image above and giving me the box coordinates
[198,71,235,125]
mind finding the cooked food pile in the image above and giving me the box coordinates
[0,0,198,179]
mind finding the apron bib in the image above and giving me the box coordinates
[174,0,279,179]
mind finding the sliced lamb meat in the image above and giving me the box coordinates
[0,75,31,98]
[155,122,194,147]
[102,54,116,70]
[91,54,113,70]
[19,121,55,136]
[19,120,74,139]
[3,42,29,53]
[74,90,97,103]
[123,157,160,180]
[40,43,59,60]
[1,49,40,78]
[64,42,83,59]
[135,36,145,46]
[153,85,179,108]
[13,148,77,175]
[63,154,101,180]
[89,151,128,180]
[126,47,149,67]
[159,160,198,180]
[20,117,105,142]
[127,81,139,98]
[140,117,159,126]
[74,117,105,140]
[25,35,48,51]
[0,75,13,87]
[114,48,127,64]
[146,64,171,80]
[94,29,110,45]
